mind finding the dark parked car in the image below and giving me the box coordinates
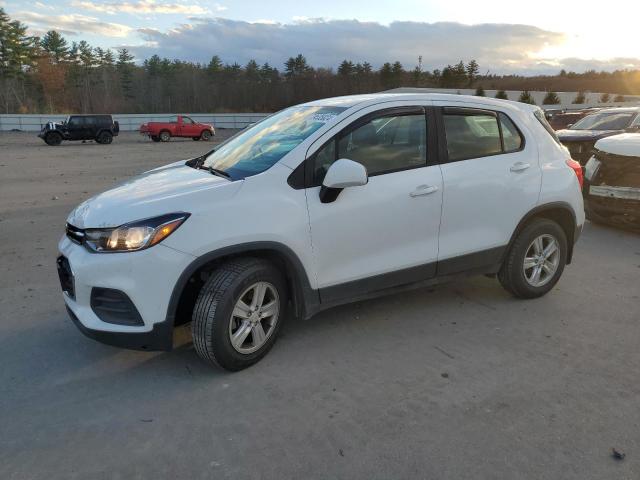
[557,107,640,164]
[583,133,640,231]
[38,114,119,146]
[547,109,598,131]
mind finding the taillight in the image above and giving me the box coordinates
[566,159,584,189]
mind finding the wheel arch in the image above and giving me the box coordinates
[507,202,578,265]
[165,242,319,331]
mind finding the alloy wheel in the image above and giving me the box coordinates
[228,282,280,354]
[523,234,560,287]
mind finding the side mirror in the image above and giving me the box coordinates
[320,159,368,203]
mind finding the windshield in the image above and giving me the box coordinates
[570,112,635,131]
[202,106,346,179]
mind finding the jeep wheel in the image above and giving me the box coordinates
[159,131,171,142]
[192,258,287,371]
[44,132,62,146]
[151,136,161,142]
[498,218,567,299]
[97,131,113,145]
[200,130,212,141]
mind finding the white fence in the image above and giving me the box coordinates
[0,113,270,132]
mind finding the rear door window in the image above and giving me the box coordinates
[443,110,502,161]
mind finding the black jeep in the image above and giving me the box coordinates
[38,115,120,146]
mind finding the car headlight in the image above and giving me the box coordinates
[84,213,190,253]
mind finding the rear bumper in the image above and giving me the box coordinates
[585,195,640,222]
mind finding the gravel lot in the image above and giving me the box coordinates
[1,131,639,479]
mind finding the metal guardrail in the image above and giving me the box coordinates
[0,113,270,132]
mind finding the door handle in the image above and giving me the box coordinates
[410,185,439,197]
[510,162,531,172]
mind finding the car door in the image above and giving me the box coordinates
[434,104,541,274]
[67,116,85,140]
[304,105,443,303]
[180,116,198,137]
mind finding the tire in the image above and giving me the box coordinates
[192,258,287,371]
[151,136,161,142]
[44,132,62,146]
[498,218,567,299]
[200,130,212,141]
[159,131,171,142]
[192,137,200,141]
[96,131,113,145]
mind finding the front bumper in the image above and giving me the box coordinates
[58,235,195,351]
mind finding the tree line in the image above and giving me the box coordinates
[1,8,638,114]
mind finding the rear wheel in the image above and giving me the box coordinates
[498,218,567,299]
[151,136,161,142]
[192,258,287,371]
[200,130,212,141]
[44,132,62,146]
[96,131,113,144]
[159,131,171,142]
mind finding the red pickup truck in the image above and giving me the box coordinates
[140,115,215,142]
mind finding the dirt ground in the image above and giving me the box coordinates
[1,131,639,479]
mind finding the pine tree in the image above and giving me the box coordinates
[117,48,135,101]
[542,91,560,105]
[495,90,508,100]
[338,60,355,76]
[474,86,485,97]
[207,55,223,73]
[466,59,479,85]
[40,30,68,64]
[572,91,586,104]
[599,93,610,103]
[284,54,312,78]
[518,90,536,104]
[613,94,625,102]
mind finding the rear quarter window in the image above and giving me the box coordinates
[534,110,562,145]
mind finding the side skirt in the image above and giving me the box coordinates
[310,246,506,317]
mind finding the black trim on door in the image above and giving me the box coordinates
[320,261,437,304]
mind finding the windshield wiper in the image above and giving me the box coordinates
[200,165,231,179]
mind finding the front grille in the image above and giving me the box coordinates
[56,256,75,300]
[90,288,144,326]
[66,223,85,245]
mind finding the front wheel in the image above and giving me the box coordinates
[498,219,567,299]
[192,258,287,371]
[44,132,62,146]
[159,131,171,142]
[200,130,212,141]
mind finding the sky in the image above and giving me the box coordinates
[3,0,640,74]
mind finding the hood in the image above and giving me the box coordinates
[557,129,620,142]
[595,133,640,158]
[67,162,241,229]
[42,121,64,131]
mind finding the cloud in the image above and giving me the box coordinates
[129,17,567,73]
[17,11,132,37]
[70,0,225,15]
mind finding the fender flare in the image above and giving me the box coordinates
[164,241,320,331]
[505,201,579,264]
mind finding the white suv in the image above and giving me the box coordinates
[58,93,585,370]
